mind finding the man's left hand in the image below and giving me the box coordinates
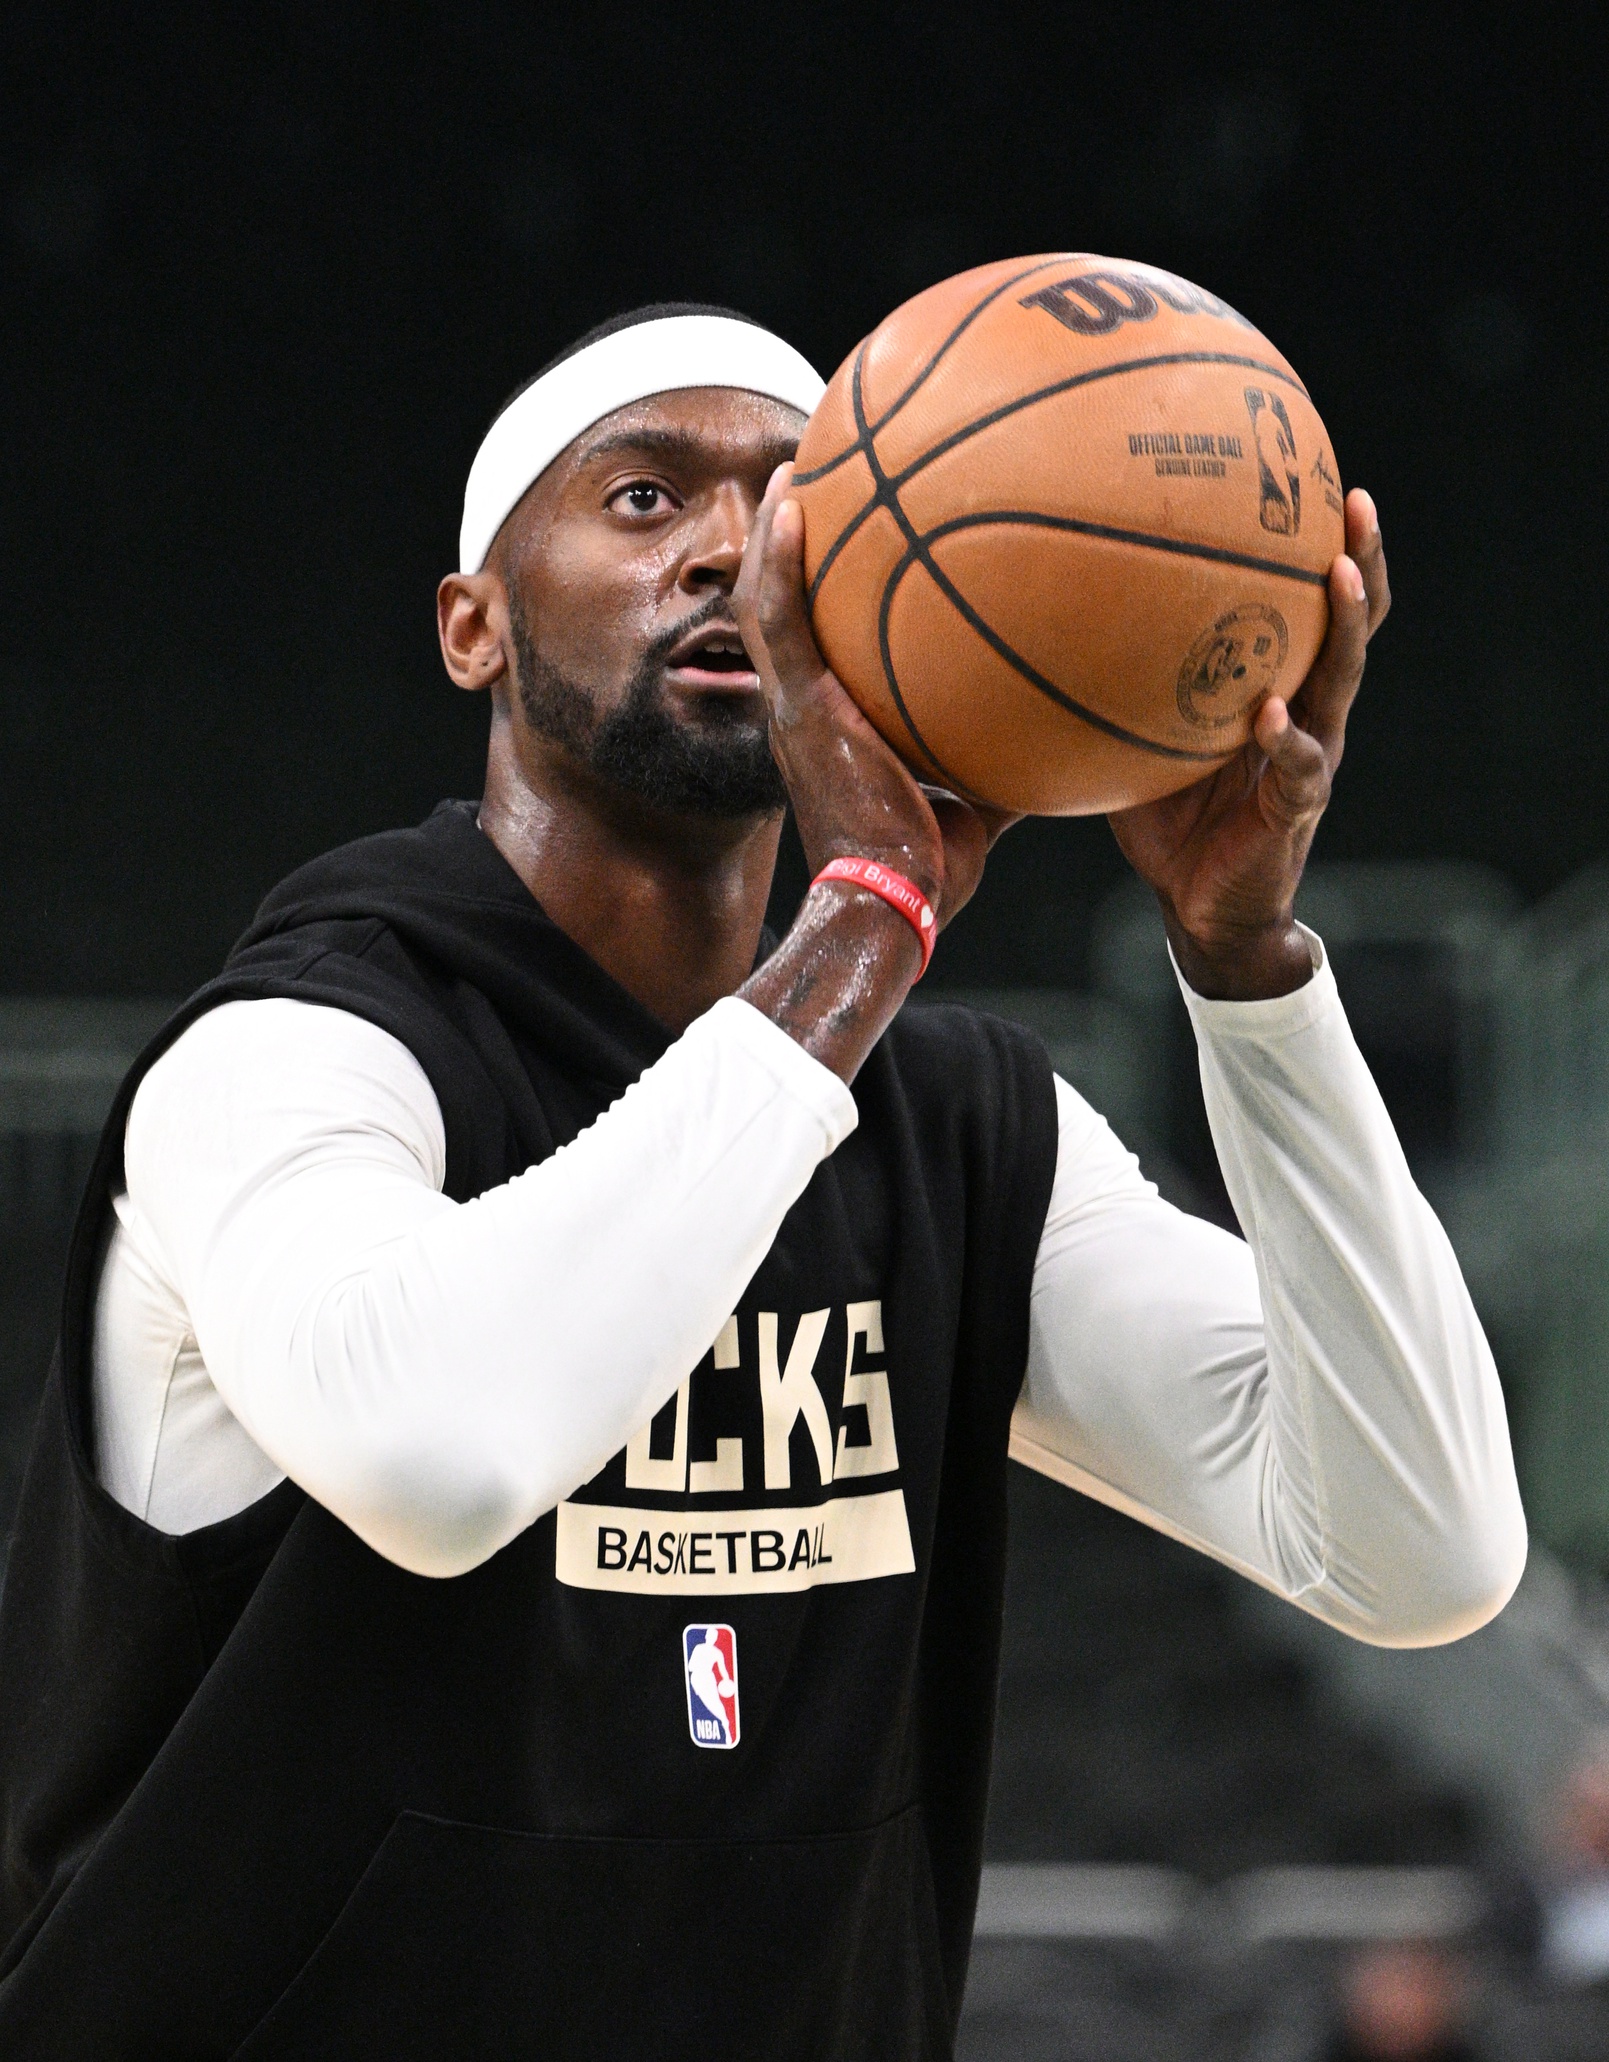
[1107,487,1391,1000]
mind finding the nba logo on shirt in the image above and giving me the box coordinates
[683,1624,739,1749]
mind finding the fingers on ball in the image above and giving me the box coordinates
[1264,730,1330,827]
[1363,554,1392,632]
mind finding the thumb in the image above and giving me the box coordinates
[752,493,833,702]
[925,792,990,927]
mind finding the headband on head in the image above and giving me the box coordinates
[458,314,826,574]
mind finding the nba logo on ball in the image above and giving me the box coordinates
[683,1624,739,1749]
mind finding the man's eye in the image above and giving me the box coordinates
[615,482,675,515]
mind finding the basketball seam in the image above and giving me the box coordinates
[887,350,1310,487]
[850,356,1226,781]
[791,257,1071,488]
[919,510,1331,588]
[874,562,990,797]
[851,354,981,793]
[805,345,879,609]
[805,350,1312,609]
[881,544,1226,766]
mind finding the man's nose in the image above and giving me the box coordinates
[677,484,753,593]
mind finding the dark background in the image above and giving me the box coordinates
[2,3,1601,997]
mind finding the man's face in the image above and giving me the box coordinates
[493,386,804,818]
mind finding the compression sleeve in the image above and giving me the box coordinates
[119,995,857,1577]
[1012,930,1527,1649]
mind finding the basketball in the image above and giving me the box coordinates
[792,255,1346,815]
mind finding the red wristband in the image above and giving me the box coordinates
[813,857,938,977]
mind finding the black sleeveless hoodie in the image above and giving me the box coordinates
[0,801,1058,2060]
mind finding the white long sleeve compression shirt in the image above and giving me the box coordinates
[91,936,1526,1642]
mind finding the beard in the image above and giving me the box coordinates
[508,592,787,819]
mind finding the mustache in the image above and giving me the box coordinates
[641,595,746,670]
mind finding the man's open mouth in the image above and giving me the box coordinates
[663,625,760,691]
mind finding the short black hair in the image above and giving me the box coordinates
[486,303,768,436]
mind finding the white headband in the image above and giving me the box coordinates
[458,314,826,573]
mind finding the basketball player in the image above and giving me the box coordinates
[686,1629,737,1744]
[1247,384,1302,534]
[0,305,1525,2059]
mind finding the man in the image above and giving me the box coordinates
[0,303,1524,2057]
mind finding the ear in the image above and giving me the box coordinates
[437,570,511,693]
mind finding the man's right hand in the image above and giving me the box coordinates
[736,464,1016,931]
[733,463,1015,1082]
[734,463,947,906]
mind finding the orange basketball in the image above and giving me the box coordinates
[792,255,1346,815]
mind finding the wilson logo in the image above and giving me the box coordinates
[1021,266,1253,337]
